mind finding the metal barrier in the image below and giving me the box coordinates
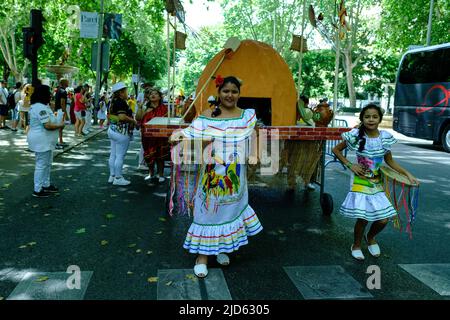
[325,119,348,169]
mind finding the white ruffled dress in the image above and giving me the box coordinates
[340,128,398,222]
[181,109,263,255]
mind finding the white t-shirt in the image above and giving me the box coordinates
[27,103,58,152]
[0,87,8,105]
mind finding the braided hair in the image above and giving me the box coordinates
[211,76,242,117]
[357,103,384,152]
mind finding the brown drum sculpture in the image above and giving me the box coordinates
[313,102,334,127]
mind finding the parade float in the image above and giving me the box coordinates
[143,36,351,215]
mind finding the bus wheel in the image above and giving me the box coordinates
[442,124,450,153]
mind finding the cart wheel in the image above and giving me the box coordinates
[320,193,333,215]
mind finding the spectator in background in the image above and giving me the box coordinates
[74,85,87,136]
[82,84,93,134]
[27,85,65,197]
[107,82,136,186]
[54,79,69,149]
[0,80,9,129]
[97,94,107,128]
[18,83,33,134]
[10,82,23,132]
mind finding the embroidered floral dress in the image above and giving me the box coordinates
[340,128,398,221]
[181,109,263,255]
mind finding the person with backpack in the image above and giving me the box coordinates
[0,80,10,129]
[10,82,22,132]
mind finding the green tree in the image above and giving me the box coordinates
[380,0,450,52]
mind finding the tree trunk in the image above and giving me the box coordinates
[344,53,356,108]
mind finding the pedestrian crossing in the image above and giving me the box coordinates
[3,264,449,300]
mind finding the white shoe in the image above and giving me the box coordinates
[108,175,115,183]
[137,164,148,171]
[113,177,131,186]
[144,174,153,181]
[158,176,166,183]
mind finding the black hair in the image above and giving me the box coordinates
[211,76,241,118]
[30,85,51,105]
[300,95,309,105]
[15,82,22,89]
[357,103,384,152]
[74,85,82,94]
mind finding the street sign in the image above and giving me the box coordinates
[91,42,110,72]
[80,12,99,39]
[103,13,122,39]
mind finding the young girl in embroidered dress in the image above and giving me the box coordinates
[333,104,419,261]
[169,76,263,277]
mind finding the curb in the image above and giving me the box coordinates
[54,128,107,158]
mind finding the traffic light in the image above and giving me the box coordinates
[22,27,36,60]
[30,9,45,49]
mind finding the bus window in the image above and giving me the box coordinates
[399,48,450,84]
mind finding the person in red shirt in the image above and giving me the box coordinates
[74,85,88,136]
[135,88,169,182]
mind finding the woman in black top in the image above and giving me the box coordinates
[107,82,136,186]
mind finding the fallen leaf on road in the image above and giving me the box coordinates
[101,173,107,176]
[0,296,3,300]
[67,175,73,178]
[127,271,133,275]
[155,231,163,235]
[101,225,107,228]
[153,193,166,198]
[101,200,106,203]
[165,281,173,286]
[158,217,167,222]
[35,276,49,282]
[32,205,39,208]
[64,188,70,191]
[3,183,11,188]
[19,245,28,249]
[105,213,115,219]
[43,213,51,217]
[135,249,142,253]
[75,228,86,234]
[100,240,108,246]
[110,194,117,198]
[147,277,158,283]
[128,243,137,248]
[28,242,37,246]
[147,251,153,255]
[185,274,197,282]
[278,230,285,234]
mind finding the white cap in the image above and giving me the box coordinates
[111,82,127,93]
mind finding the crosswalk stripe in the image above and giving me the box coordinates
[283,265,373,300]
[7,271,93,300]
[399,263,450,296]
[157,268,232,300]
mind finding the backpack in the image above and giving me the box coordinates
[7,90,17,109]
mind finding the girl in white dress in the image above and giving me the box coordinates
[333,104,418,261]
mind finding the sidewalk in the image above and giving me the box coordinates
[0,121,106,188]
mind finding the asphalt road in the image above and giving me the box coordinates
[0,130,449,300]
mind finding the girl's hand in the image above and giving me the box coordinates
[406,173,419,186]
[350,163,366,177]
[169,131,184,144]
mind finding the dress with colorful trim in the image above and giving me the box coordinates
[340,128,398,221]
[181,109,263,255]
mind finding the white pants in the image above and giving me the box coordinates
[108,128,130,178]
[138,145,145,166]
[34,150,53,192]
[83,110,92,133]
